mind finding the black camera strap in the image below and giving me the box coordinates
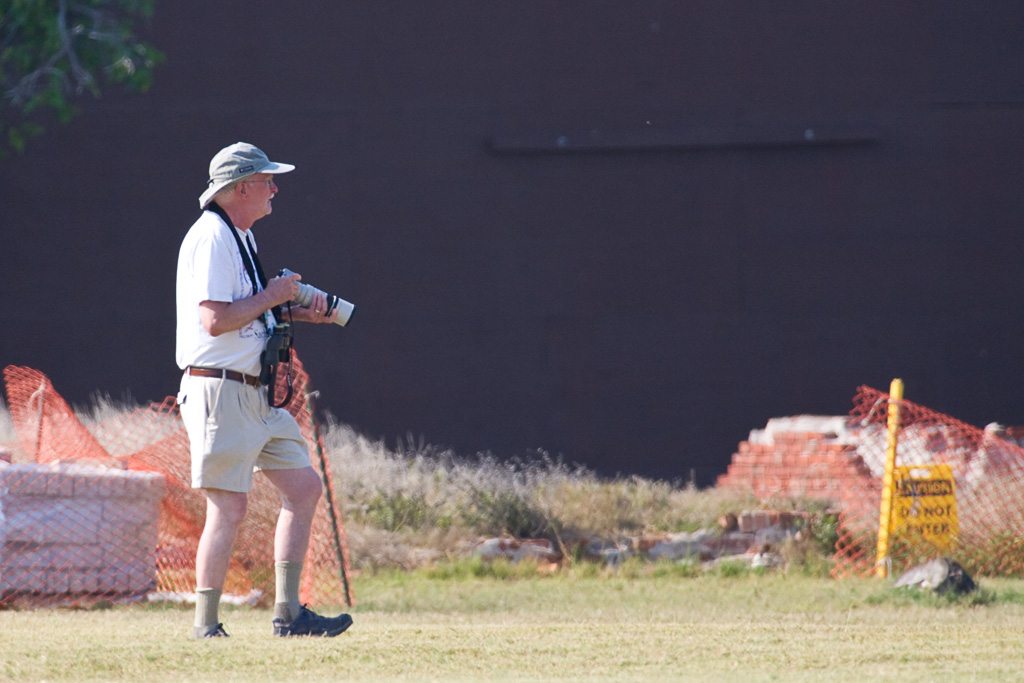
[207,203,283,322]
[263,318,294,409]
[206,203,293,407]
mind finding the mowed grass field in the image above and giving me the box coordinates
[3,566,1024,682]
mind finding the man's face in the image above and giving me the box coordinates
[242,173,278,218]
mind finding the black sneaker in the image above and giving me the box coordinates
[272,605,353,637]
[192,622,230,639]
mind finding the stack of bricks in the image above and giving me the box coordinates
[0,462,165,602]
[716,417,876,502]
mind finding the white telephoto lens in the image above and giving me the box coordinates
[331,298,355,327]
[279,269,354,327]
[293,282,316,308]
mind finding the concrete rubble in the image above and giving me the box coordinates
[470,510,814,571]
[471,537,561,564]
[893,557,977,595]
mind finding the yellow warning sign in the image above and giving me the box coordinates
[892,464,958,549]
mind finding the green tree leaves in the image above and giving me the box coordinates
[1,0,162,158]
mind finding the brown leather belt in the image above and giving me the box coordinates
[185,366,261,388]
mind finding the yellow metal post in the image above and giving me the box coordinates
[875,378,904,578]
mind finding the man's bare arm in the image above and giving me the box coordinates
[199,274,301,336]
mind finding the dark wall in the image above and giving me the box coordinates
[3,3,1024,485]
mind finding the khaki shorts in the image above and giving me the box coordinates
[178,373,310,492]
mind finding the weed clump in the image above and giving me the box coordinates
[319,418,833,573]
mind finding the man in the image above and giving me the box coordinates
[176,141,352,638]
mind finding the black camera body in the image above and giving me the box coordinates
[259,323,293,386]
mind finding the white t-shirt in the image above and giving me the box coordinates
[175,210,271,376]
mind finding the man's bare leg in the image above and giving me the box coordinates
[194,489,248,634]
[263,466,323,620]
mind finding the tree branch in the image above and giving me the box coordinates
[56,0,94,95]
[1,0,161,157]
[3,0,134,106]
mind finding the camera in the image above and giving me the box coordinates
[278,268,355,327]
[259,323,293,386]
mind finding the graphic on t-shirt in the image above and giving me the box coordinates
[235,254,269,340]
[240,319,270,340]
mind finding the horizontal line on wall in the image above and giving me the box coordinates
[929,100,1024,109]
[488,124,880,155]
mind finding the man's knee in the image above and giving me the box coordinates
[205,490,249,529]
[267,466,323,509]
[296,468,324,506]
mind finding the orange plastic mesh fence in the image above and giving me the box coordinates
[833,385,1024,579]
[1,356,354,608]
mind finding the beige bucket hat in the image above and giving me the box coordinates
[199,142,295,209]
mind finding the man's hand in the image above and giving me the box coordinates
[266,272,302,307]
[289,289,340,324]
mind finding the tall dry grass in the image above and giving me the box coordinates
[0,397,822,571]
[318,415,825,570]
